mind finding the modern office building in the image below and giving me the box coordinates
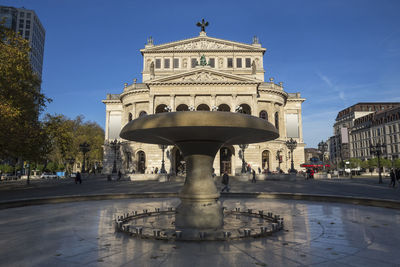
[0,6,45,79]
[102,24,306,177]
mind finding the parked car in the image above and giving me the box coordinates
[40,172,57,179]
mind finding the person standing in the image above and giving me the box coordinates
[221,171,230,193]
[389,169,396,188]
[76,171,82,184]
[251,169,256,183]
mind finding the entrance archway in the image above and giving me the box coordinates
[197,104,210,111]
[137,151,146,174]
[173,147,185,175]
[261,150,270,172]
[220,146,232,174]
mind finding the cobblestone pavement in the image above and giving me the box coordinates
[0,175,399,202]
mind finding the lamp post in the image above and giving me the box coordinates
[318,140,328,171]
[158,144,168,173]
[239,144,249,173]
[79,142,90,173]
[276,149,282,172]
[370,142,385,184]
[26,162,30,185]
[110,139,121,174]
[285,138,297,173]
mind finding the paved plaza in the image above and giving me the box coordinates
[0,176,400,266]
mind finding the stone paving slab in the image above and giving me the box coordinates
[1,198,399,267]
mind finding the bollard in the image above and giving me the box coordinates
[136,227,143,235]
[235,207,240,212]
[223,231,231,239]
[175,230,182,239]
[260,226,267,234]
[199,232,206,239]
[248,209,252,214]
[153,230,161,237]
[168,207,173,211]
[258,210,264,215]
[143,209,148,214]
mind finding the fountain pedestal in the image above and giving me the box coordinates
[120,111,278,230]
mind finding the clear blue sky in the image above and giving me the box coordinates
[2,0,400,148]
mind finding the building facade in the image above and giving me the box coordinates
[329,103,400,165]
[102,28,306,176]
[0,6,45,79]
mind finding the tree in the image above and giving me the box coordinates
[0,22,50,161]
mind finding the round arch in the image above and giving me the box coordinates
[155,104,168,114]
[136,150,146,174]
[259,110,268,121]
[218,104,230,112]
[197,104,210,111]
[240,104,251,115]
[176,104,189,112]
[138,111,147,117]
[261,150,270,172]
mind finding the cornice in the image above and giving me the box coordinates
[120,88,150,99]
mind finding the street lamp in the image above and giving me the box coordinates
[79,142,90,173]
[158,144,168,174]
[239,144,249,173]
[276,149,283,172]
[318,140,328,171]
[110,139,121,174]
[370,142,386,184]
[285,138,297,173]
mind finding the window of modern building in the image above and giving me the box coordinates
[236,58,242,68]
[227,58,233,68]
[173,58,179,68]
[155,59,161,69]
[20,12,25,17]
[27,13,31,18]
[19,19,24,25]
[164,58,170,69]
[19,23,23,29]
[25,30,30,36]
[208,58,215,68]
[245,58,251,68]
[191,58,198,68]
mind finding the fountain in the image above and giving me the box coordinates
[119,111,280,239]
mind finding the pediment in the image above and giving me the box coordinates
[147,68,261,84]
[141,36,266,53]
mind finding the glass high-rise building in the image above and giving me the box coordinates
[0,6,45,79]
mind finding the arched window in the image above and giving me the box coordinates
[128,113,133,122]
[176,104,189,111]
[155,104,168,114]
[218,104,230,112]
[139,111,147,117]
[240,104,251,115]
[197,104,210,111]
[275,112,279,130]
[259,110,268,121]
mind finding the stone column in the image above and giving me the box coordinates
[170,94,175,111]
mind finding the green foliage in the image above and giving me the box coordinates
[0,164,14,173]
[42,114,104,169]
[367,158,378,168]
[348,158,362,168]
[380,158,392,168]
[393,159,400,168]
[0,22,51,160]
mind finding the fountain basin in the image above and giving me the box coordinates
[120,111,279,229]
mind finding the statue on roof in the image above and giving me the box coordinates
[196,19,209,32]
[199,55,207,66]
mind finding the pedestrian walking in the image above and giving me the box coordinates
[117,170,122,181]
[251,169,256,183]
[389,169,396,188]
[75,171,82,184]
[221,171,230,193]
